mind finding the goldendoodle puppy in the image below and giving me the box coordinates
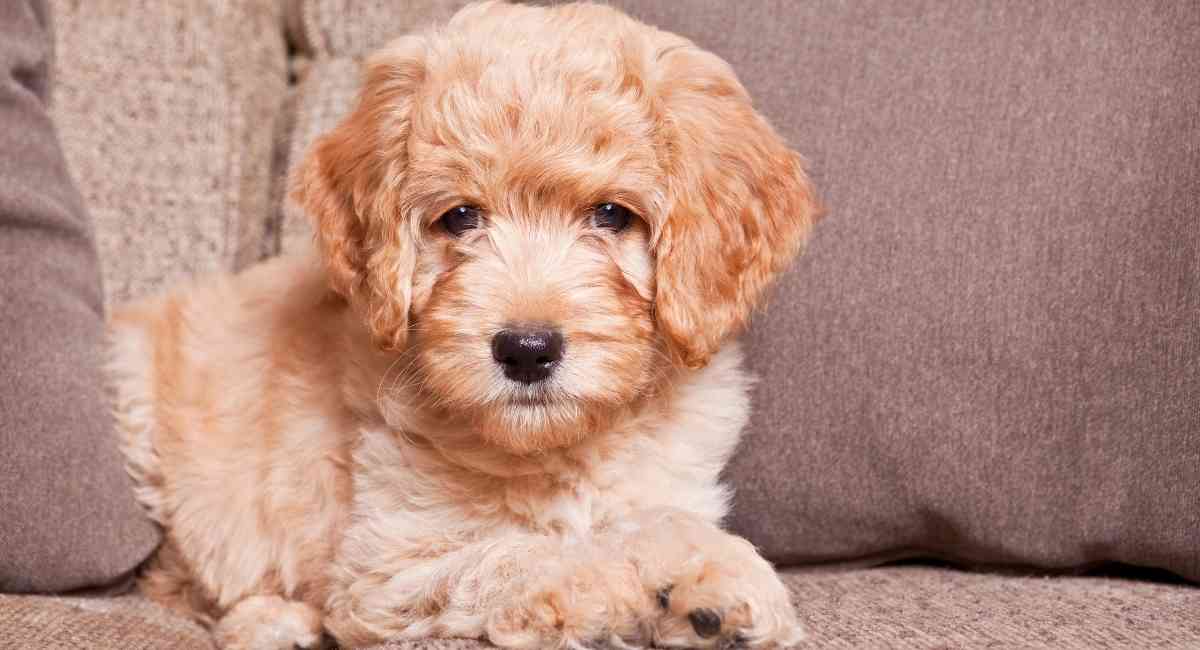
[109,2,818,648]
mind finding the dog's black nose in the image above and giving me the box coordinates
[491,327,563,384]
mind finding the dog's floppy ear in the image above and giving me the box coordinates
[651,44,818,369]
[291,37,427,351]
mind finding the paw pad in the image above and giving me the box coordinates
[717,632,749,649]
[687,608,722,638]
[656,586,673,610]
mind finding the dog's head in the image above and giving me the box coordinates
[293,1,817,454]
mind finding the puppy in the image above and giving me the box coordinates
[108,2,818,648]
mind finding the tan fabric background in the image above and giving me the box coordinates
[275,0,473,253]
[0,593,215,650]
[286,0,471,60]
[275,57,361,255]
[49,0,288,303]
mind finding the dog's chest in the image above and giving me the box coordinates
[494,468,637,540]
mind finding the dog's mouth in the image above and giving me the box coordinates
[507,393,551,407]
[503,384,557,407]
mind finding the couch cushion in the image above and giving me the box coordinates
[603,0,1200,580]
[275,57,361,255]
[0,593,215,650]
[285,0,471,60]
[272,1,1200,581]
[49,0,288,303]
[0,0,159,594]
[5,566,1195,649]
[275,2,475,251]
[783,565,1200,648]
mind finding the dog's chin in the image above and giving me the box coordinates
[499,382,556,407]
[458,385,624,455]
[474,398,587,455]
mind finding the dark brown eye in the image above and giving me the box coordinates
[440,205,480,236]
[592,202,633,232]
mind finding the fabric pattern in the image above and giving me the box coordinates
[48,0,288,303]
[275,57,362,256]
[0,593,215,650]
[286,0,472,60]
[599,0,1200,580]
[2,567,1198,649]
[0,0,160,593]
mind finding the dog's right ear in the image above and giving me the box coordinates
[290,36,427,350]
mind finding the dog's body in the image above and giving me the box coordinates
[110,3,816,648]
[110,252,775,648]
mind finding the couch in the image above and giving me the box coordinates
[3,565,1197,649]
[1,1,1197,648]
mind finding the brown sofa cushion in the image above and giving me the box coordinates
[602,1,1200,579]
[274,2,1200,580]
[3,566,1198,649]
[48,0,288,303]
[0,0,159,593]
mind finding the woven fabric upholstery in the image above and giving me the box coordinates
[275,57,361,256]
[49,0,288,303]
[285,0,472,60]
[3,567,1198,649]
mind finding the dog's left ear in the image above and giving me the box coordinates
[651,44,819,369]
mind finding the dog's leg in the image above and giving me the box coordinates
[490,508,804,649]
[327,510,801,649]
[212,595,324,650]
[326,531,658,648]
[483,541,658,649]
[613,508,805,649]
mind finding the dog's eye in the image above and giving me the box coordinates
[440,205,481,236]
[592,203,633,232]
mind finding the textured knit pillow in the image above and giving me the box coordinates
[607,0,1200,580]
[48,0,288,303]
[285,0,472,60]
[0,0,159,593]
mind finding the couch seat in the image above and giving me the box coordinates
[2,565,1196,649]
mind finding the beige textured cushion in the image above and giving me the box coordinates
[0,593,215,650]
[276,0,473,252]
[285,0,471,59]
[3,566,1198,649]
[276,57,361,255]
[49,0,288,303]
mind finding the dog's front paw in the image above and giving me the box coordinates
[213,595,325,650]
[485,558,655,649]
[624,512,805,649]
[650,554,802,649]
